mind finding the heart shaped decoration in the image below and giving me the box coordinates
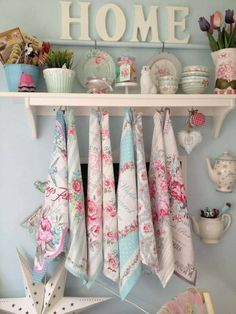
[177,130,202,154]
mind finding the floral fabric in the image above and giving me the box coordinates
[87,109,103,287]
[65,108,87,283]
[133,111,158,271]
[117,108,141,300]
[101,111,119,282]
[33,109,69,282]
[163,110,196,285]
[157,288,206,314]
[149,112,175,287]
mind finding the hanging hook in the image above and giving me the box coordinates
[94,39,97,50]
[162,41,165,53]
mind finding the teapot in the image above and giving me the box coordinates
[206,151,236,192]
[191,214,232,244]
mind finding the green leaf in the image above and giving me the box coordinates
[228,24,236,48]
[207,33,218,51]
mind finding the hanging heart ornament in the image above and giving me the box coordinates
[177,130,202,154]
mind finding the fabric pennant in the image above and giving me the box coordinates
[163,109,197,285]
[101,111,119,282]
[87,109,103,287]
[65,108,87,283]
[149,112,175,287]
[133,111,158,272]
[33,109,69,282]
[117,108,141,300]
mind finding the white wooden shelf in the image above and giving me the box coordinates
[0,92,235,139]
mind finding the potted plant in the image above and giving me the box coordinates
[43,49,75,93]
[198,9,236,94]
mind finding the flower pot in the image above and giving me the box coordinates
[4,64,40,92]
[191,214,232,244]
[211,48,236,94]
[43,68,75,93]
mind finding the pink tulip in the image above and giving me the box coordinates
[212,11,223,28]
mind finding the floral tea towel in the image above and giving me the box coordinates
[65,108,87,284]
[87,109,103,287]
[149,112,175,287]
[163,109,196,284]
[101,111,119,282]
[34,109,69,282]
[133,111,158,272]
[117,108,141,300]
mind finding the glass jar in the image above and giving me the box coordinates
[116,56,137,83]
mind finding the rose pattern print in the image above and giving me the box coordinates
[117,108,141,300]
[101,111,119,282]
[149,112,175,287]
[65,108,87,283]
[86,109,103,287]
[133,111,158,271]
[34,110,69,282]
[163,110,196,285]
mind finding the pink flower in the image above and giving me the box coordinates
[90,225,100,237]
[107,255,119,270]
[142,223,152,233]
[159,200,170,216]
[149,180,156,198]
[89,152,101,168]
[76,201,84,213]
[102,153,112,165]
[211,11,223,28]
[103,179,115,191]
[36,217,52,250]
[170,181,186,203]
[87,199,100,221]
[106,231,117,240]
[72,179,81,192]
[105,204,116,217]
[101,128,110,139]
[152,211,159,224]
[140,171,147,181]
[68,128,75,135]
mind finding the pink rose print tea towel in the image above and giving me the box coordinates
[149,112,175,287]
[34,109,69,282]
[163,109,196,285]
[87,109,103,287]
[133,111,158,272]
[117,108,141,300]
[65,108,87,284]
[101,111,119,282]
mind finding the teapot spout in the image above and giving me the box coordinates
[206,158,217,184]
[191,216,200,236]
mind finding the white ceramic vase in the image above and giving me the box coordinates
[211,48,236,94]
[43,68,75,93]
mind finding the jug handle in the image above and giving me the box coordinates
[222,214,232,233]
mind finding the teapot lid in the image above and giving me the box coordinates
[216,151,236,161]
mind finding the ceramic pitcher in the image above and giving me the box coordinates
[211,48,236,94]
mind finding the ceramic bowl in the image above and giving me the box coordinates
[159,84,178,94]
[181,71,209,78]
[183,65,209,73]
[181,81,208,94]
[181,77,209,85]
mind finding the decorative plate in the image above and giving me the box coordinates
[77,48,116,88]
[147,52,182,87]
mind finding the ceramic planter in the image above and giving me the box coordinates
[211,48,236,94]
[43,68,75,93]
[191,214,232,244]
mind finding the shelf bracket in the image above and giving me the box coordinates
[24,96,37,139]
[212,100,235,138]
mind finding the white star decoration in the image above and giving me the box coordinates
[0,251,112,314]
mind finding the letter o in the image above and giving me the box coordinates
[96,4,126,41]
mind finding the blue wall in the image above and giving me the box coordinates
[0,1,236,313]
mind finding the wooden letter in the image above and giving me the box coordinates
[96,4,126,41]
[130,5,159,42]
[166,6,190,43]
[60,1,91,40]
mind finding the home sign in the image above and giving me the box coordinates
[60,1,190,44]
